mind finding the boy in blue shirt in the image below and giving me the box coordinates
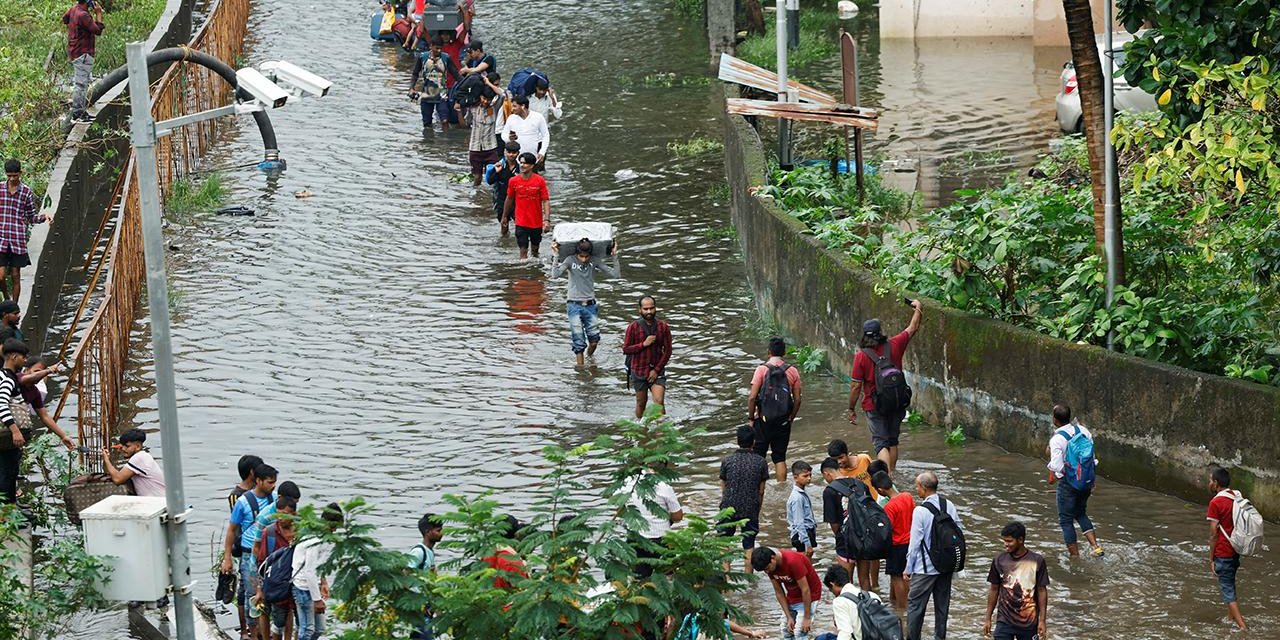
[787,461,817,558]
[220,463,278,630]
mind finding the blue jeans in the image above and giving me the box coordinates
[419,99,449,127]
[781,601,812,640]
[567,301,600,354]
[1214,556,1239,604]
[239,553,259,618]
[293,587,320,640]
[814,634,837,640]
[1056,481,1094,545]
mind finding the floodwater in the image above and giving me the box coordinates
[57,2,1278,638]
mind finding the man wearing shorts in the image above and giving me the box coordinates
[718,425,770,571]
[0,159,50,301]
[747,336,802,482]
[622,295,671,418]
[501,152,550,259]
[848,298,921,473]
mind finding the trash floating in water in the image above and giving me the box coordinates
[294,190,313,198]
[447,173,472,184]
[798,159,877,175]
[837,0,859,19]
[614,169,639,181]
[879,158,919,173]
[214,205,255,216]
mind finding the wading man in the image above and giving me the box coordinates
[622,295,671,418]
[485,141,521,224]
[550,238,620,366]
[1,160,50,301]
[848,299,921,473]
[982,522,1048,640]
[1045,404,1104,558]
[501,95,550,171]
[501,152,550,259]
[747,336,802,482]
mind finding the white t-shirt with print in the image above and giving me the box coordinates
[127,450,166,497]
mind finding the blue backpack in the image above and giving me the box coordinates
[258,545,298,604]
[1057,424,1096,491]
[508,67,548,99]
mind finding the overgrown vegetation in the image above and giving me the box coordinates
[785,344,825,374]
[0,434,109,637]
[165,173,227,216]
[672,0,702,19]
[0,0,167,198]
[299,407,751,640]
[944,425,966,446]
[735,7,839,70]
[668,137,725,159]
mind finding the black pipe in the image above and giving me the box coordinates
[88,46,279,156]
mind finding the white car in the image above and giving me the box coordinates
[1055,31,1157,133]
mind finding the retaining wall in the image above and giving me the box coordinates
[21,0,196,354]
[722,103,1280,519]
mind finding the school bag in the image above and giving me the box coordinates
[451,73,485,108]
[1216,489,1265,556]
[756,363,793,424]
[508,67,549,99]
[1057,423,1096,491]
[258,544,299,604]
[838,591,903,640]
[862,347,911,412]
[921,497,966,574]
[831,479,892,560]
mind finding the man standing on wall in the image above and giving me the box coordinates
[63,0,105,123]
[622,295,671,418]
[848,299,921,473]
[0,160,50,302]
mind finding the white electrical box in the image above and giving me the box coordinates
[81,495,170,601]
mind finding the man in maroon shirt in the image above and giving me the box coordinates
[63,0,105,122]
[848,299,921,473]
[751,546,822,639]
[622,295,671,418]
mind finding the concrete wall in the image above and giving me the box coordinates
[722,103,1280,519]
[21,0,196,354]
[880,0,1114,46]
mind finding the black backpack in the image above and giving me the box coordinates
[922,498,966,574]
[862,347,911,412]
[756,363,793,423]
[258,544,298,604]
[451,73,485,108]
[839,591,904,640]
[831,479,892,560]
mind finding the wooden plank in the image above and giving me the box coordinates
[717,53,836,105]
[725,98,879,130]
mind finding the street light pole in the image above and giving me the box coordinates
[776,0,793,168]
[125,41,196,640]
[1103,1,1118,350]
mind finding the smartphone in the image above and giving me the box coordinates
[903,297,915,306]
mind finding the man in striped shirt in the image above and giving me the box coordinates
[0,338,32,505]
[1,160,50,301]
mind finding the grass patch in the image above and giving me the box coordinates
[673,0,703,19]
[668,137,724,159]
[701,224,737,241]
[0,0,167,199]
[944,425,967,446]
[707,182,730,202]
[746,309,782,338]
[165,173,227,215]
[786,343,825,373]
[736,8,839,70]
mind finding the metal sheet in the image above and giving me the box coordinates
[725,98,879,129]
[717,53,836,104]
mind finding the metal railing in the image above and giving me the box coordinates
[53,0,252,472]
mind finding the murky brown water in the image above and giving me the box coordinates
[58,2,1278,638]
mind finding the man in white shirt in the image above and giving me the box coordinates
[101,428,166,497]
[528,80,563,120]
[905,471,962,640]
[1045,403,1104,558]
[500,95,550,171]
[293,502,342,640]
[623,469,683,578]
[818,564,882,640]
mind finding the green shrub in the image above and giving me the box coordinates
[736,9,839,70]
[165,173,227,215]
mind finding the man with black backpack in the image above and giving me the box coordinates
[849,300,922,474]
[1045,404,1104,558]
[817,564,901,640]
[905,471,965,640]
[747,337,803,482]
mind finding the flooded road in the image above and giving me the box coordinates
[67,1,1279,638]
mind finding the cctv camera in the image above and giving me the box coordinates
[235,68,289,109]
[261,61,332,98]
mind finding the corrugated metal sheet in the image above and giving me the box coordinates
[725,98,879,129]
[717,53,835,105]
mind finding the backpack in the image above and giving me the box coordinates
[451,73,485,108]
[831,479,892,560]
[624,320,658,388]
[862,347,911,412]
[839,591,903,640]
[412,543,434,570]
[508,67,549,99]
[756,363,793,424]
[921,498,966,574]
[1217,490,1265,556]
[258,544,298,604]
[1056,424,1096,491]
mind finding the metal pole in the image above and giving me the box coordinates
[1103,1,1117,350]
[125,41,196,640]
[840,30,864,200]
[776,0,793,168]
[785,0,800,50]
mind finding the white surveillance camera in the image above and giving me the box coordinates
[235,68,289,108]
[261,61,332,98]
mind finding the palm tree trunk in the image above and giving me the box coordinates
[1062,0,1124,283]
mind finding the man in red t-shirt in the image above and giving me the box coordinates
[501,153,550,259]
[1206,466,1248,631]
[848,299,922,473]
[751,546,822,639]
